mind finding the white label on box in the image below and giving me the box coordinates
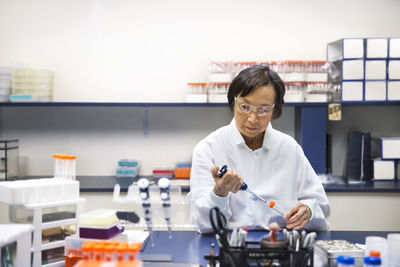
[365,81,386,101]
[382,138,400,159]
[367,38,388,58]
[343,60,364,80]
[388,60,400,79]
[389,38,400,58]
[373,160,395,179]
[365,60,387,80]
[342,81,363,101]
[343,39,364,58]
[388,81,400,100]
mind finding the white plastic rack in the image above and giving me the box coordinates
[9,198,85,267]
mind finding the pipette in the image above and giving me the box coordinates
[158,177,172,239]
[217,165,284,215]
[138,178,155,246]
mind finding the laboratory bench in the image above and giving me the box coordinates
[140,230,400,266]
[74,176,400,193]
[6,175,400,194]
[6,176,400,193]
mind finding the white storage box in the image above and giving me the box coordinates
[381,138,400,159]
[327,38,364,61]
[388,60,400,79]
[342,81,363,101]
[389,38,400,58]
[365,60,387,80]
[373,159,396,180]
[342,60,364,80]
[0,178,80,205]
[366,38,388,58]
[387,81,400,100]
[364,81,386,101]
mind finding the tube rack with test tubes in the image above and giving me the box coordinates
[53,153,76,180]
[113,177,196,244]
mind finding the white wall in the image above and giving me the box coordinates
[0,0,399,102]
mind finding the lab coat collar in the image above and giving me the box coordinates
[229,118,273,150]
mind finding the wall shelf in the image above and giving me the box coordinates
[1,101,399,178]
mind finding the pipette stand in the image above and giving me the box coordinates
[113,179,195,246]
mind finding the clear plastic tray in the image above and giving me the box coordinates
[9,204,77,224]
[42,224,76,244]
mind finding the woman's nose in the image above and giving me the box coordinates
[247,111,259,123]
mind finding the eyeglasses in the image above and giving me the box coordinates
[234,97,275,116]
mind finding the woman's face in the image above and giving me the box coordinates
[234,85,276,141]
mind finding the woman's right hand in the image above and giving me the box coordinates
[211,166,243,197]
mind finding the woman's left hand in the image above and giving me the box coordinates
[283,203,312,229]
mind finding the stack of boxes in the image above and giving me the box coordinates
[269,60,332,102]
[373,138,400,180]
[116,160,140,178]
[174,162,191,179]
[10,67,54,102]
[328,38,400,102]
[186,60,332,103]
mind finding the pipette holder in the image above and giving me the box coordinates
[208,241,313,267]
[112,182,195,230]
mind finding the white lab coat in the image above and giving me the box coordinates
[189,119,330,233]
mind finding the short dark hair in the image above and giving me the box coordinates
[227,64,285,119]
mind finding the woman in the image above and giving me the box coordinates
[189,64,330,233]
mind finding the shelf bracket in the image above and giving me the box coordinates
[142,106,149,137]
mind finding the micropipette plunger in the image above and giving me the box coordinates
[217,165,284,215]
[138,178,155,246]
[158,177,172,239]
